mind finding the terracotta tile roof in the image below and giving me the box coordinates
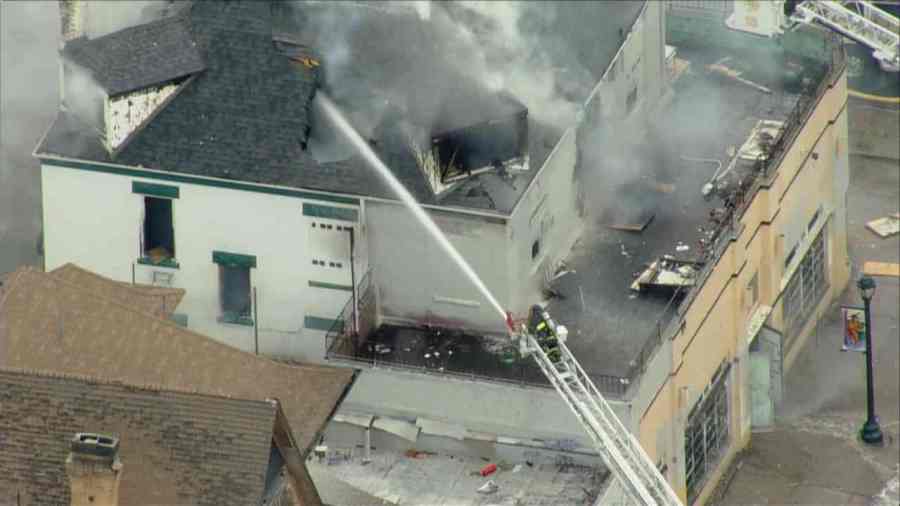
[0,367,276,506]
[0,267,355,456]
[49,262,185,318]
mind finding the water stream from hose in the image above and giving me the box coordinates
[318,94,507,321]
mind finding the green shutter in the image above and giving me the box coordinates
[212,251,257,268]
[302,203,358,222]
[308,280,354,292]
[133,181,180,199]
[304,315,343,331]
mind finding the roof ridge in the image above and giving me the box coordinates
[19,269,347,376]
[0,365,280,408]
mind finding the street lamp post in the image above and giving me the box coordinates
[857,275,883,445]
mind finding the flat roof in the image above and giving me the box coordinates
[308,448,607,506]
[335,45,824,389]
[551,46,807,378]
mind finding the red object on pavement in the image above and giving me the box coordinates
[480,463,497,477]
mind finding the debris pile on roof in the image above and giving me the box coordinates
[630,256,703,294]
[866,213,900,238]
[308,448,606,506]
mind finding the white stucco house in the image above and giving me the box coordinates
[36,0,665,362]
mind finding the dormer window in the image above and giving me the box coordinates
[104,76,191,154]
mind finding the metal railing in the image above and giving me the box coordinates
[324,272,631,397]
[324,269,373,358]
[621,34,847,396]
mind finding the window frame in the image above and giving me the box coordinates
[139,195,178,268]
[212,251,257,326]
[783,228,828,337]
[684,364,731,503]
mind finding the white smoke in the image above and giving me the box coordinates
[84,1,168,39]
[298,1,585,131]
[440,1,581,128]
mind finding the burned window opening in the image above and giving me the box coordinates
[219,264,251,321]
[142,197,175,261]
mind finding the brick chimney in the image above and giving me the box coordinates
[58,0,86,44]
[65,433,123,506]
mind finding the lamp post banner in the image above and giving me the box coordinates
[841,305,867,352]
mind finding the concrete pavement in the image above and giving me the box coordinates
[714,155,900,505]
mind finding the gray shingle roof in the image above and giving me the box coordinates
[0,367,277,506]
[62,7,205,95]
[37,1,644,215]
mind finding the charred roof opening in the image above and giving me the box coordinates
[294,2,532,195]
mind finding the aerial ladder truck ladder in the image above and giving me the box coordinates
[508,307,683,506]
[786,1,900,72]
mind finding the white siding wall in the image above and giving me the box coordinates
[41,163,363,361]
[508,129,583,315]
[342,367,633,447]
[583,2,666,128]
[364,201,511,333]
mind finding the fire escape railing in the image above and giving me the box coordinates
[324,269,374,359]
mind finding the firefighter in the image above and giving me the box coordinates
[528,305,562,363]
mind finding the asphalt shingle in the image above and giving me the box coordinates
[62,7,205,96]
[0,367,276,506]
[0,267,355,459]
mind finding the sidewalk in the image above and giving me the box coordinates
[714,155,900,505]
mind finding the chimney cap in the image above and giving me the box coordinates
[71,432,119,458]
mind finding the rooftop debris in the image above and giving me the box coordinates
[309,448,605,505]
[866,213,900,238]
[477,480,499,494]
[608,212,656,232]
[480,463,498,477]
[630,256,703,294]
[706,61,773,94]
[737,120,786,161]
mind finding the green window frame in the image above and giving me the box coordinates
[133,181,180,199]
[308,280,353,292]
[212,251,257,268]
[302,203,358,222]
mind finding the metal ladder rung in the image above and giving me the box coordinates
[524,333,683,506]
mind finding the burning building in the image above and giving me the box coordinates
[34,1,850,505]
